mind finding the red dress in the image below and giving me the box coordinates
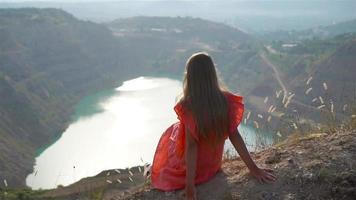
[151,92,244,191]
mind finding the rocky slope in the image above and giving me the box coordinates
[246,33,356,134]
[14,129,354,200]
[0,8,127,187]
[124,130,356,200]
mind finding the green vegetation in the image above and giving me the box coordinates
[0,189,46,200]
[88,189,104,200]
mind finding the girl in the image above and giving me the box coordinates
[151,52,276,200]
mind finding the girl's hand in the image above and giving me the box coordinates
[250,167,277,183]
[185,185,197,200]
[228,130,276,184]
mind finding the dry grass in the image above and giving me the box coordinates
[239,75,356,152]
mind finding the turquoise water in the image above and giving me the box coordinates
[26,76,273,189]
[71,89,117,122]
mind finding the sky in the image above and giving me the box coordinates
[0,0,244,1]
[0,0,351,3]
[0,0,195,3]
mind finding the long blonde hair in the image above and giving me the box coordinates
[180,52,229,141]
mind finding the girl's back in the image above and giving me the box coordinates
[151,91,244,191]
[151,52,275,199]
[151,53,244,190]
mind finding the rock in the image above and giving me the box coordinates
[287,158,294,165]
[302,171,313,180]
[258,191,278,200]
[122,172,233,200]
[265,150,282,164]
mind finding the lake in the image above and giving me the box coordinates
[26,76,272,189]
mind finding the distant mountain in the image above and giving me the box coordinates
[259,19,356,42]
[1,0,356,31]
[107,16,271,94]
[313,19,356,38]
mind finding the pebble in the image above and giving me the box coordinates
[287,158,294,164]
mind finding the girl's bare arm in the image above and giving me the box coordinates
[185,127,198,200]
[229,129,276,183]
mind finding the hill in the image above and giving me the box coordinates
[8,129,355,200]
[0,8,126,187]
[289,36,356,115]
[124,130,356,200]
[244,33,356,135]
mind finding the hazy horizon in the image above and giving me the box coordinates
[1,0,356,31]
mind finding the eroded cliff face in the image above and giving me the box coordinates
[0,8,125,187]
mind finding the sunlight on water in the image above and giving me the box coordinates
[26,77,272,189]
[116,76,161,91]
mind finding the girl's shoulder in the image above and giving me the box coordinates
[174,98,185,109]
[222,91,244,104]
[173,99,189,118]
